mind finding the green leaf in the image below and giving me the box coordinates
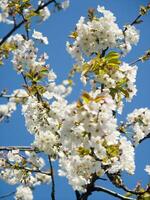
[82,63,91,75]
[138,192,150,200]
[81,91,92,104]
[118,87,129,98]
[105,51,120,59]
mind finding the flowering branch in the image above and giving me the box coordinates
[0,0,56,46]
[48,156,56,200]
[123,3,150,33]
[6,161,51,176]
[0,146,40,152]
[130,49,150,66]
[92,186,136,200]
[0,1,150,199]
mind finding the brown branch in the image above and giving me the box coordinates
[123,14,142,33]
[139,133,150,144]
[130,58,141,66]
[93,186,136,200]
[75,190,81,200]
[130,49,150,66]
[0,0,56,46]
[0,146,40,152]
[48,155,55,200]
[118,184,147,195]
[5,161,51,176]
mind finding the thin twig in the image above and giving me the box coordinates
[0,191,15,199]
[93,186,136,200]
[0,0,55,46]
[48,155,55,200]
[139,133,150,144]
[21,72,29,87]
[6,161,51,176]
[20,13,30,40]
[120,183,149,195]
[123,14,142,33]
[75,190,81,200]
[129,58,141,66]
[0,146,40,152]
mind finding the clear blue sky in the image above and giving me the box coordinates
[0,0,150,199]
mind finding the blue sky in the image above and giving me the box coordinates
[0,0,150,199]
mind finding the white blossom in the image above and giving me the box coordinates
[61,0,70,10]
[32,30,48,45]
[38,1,51,21]
[0,102,16,122]
[127,108,150,144]
[67,6,123,63]
[145,165,150,175]
[15,185,33,200]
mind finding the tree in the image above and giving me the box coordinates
[0,0,150,200]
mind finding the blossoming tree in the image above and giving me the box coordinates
[0,0,150,200]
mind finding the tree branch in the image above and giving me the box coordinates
[75,190,81,200]
[0,146,40,152]
[119,183,149,195]
[139,133,150,144]
[93,186,136,200]
[48,155,55,200]
[0,0,55,46]
[123,14,142,34]
[5,162,51,176]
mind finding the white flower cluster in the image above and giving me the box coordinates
[0,102,16,122]
[15,185,33,200]
[0,0,51,25]
[38,0,70,21]
[59,154,101,192]
[0,0,13,24]
[118,62,137,101]
[22,69,72,157]
[32,30,48,45]
[7,33,49,73]
[91,62,138,102]
[22,96,60,157]
[0,150,51,186]
[0,2,146,197]
[38,0,51,22]
[61,0,70,10]
[66,5,139,63]
[58,90,135,191]
[120,25,140,54]
[43,75,72,101]
[145,165,150,175]
[0,89,28,122]
[9,89,28,104]
[127,108,150,145]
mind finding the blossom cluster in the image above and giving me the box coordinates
[0,0,70,25]
[6,32,49,73]
[15,185,33,200]
[66,6,139,64]
[0,150,51,200]
[0,89,28,122]
[58,90,135,191]
[0,2,149,199]
[80,60,138,105]
[127,108,150,145]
